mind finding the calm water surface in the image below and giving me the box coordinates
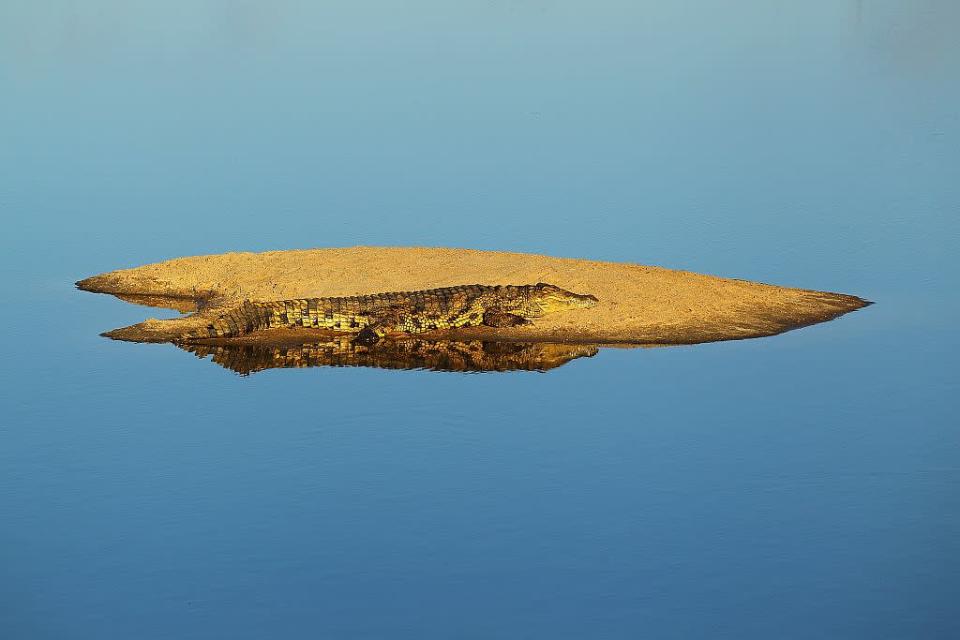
[1,2,958,638]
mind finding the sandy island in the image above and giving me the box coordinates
[76,247,870,345]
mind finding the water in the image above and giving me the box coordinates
[1,2,958,638]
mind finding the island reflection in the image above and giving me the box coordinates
[181,338,600,375]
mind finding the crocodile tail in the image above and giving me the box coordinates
[177,301,273,341]
[229,300,273,336]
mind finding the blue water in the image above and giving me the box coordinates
[1,1,958,638]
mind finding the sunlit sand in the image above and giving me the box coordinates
[77,247,870,345]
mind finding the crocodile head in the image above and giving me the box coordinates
[516,283,599,318]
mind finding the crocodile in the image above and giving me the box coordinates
[182,338,600,374]
[177,283,599,344]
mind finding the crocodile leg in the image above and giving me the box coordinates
[354,324,387,345]
[483,310,529,328]
[352,307,406,345]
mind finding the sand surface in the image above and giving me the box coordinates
[76,247,869,344]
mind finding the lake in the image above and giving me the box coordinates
[1,1,957,638]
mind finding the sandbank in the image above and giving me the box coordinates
[76,247,869,345]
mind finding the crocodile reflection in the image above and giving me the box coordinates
[181,338,600,375]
